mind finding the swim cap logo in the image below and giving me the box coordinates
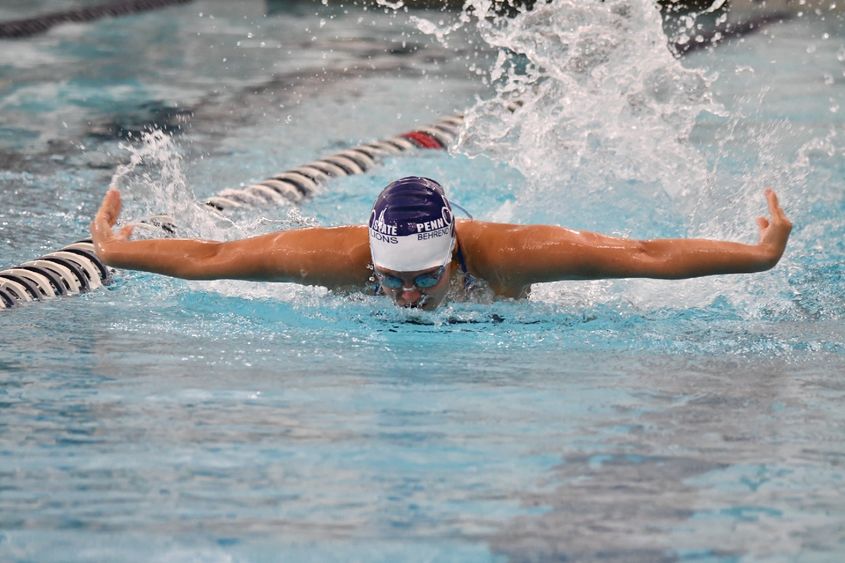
[368,178,456,271]
[369,209,398,244]
[414,206,453,234]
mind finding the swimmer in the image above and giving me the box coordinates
[91,177,792,310]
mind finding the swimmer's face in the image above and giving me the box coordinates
[374,261,453,310]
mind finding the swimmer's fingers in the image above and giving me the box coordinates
[98,188,122,227]
[765,188,790,225]
[91,188,124,248]
[92,188,121,231]
[765,189,792,236]
[757,188,792,266]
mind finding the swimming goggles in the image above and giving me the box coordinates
[375,266,446,290]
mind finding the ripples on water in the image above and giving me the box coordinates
[0,0,844,561]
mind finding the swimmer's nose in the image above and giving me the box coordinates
[398,287,421,307]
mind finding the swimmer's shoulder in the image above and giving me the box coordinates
[455,220,530,298]
[317,224,370,270]
[455,219,518,237]
[455,219,528,252]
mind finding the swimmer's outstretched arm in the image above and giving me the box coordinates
[91,189,372,287]
[468,189,792,287]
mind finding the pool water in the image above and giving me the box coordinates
[1,0,844,561]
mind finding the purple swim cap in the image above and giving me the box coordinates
[369,177,456,271]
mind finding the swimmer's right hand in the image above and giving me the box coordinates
[91,188,134,260]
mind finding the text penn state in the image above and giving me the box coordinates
[415,218,449,233]
[371,220,398,235]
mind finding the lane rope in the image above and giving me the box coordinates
[0,240,110,309]
[0,114,464,309]
[204,115,463,213]
[0,0,193,39]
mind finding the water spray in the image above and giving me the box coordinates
[0,115,463,309]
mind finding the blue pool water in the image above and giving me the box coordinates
[1,1,844,561]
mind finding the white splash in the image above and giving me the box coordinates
[108,130,318,245]
[455,0,721,222]
[410,0,834,319]
[109,130,220,239]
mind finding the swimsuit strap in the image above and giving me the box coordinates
[455,243,477,291]
[455,244,468,274]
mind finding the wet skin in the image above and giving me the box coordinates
[92,187,792,310]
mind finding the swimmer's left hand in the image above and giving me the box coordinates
[755,188,792,269]
[91,188,134,259]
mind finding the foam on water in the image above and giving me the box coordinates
[407,1,715,206]
[407,0,844,322]
[108,129,319,244]
[2,5,845,560]
[97,0,843,344]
